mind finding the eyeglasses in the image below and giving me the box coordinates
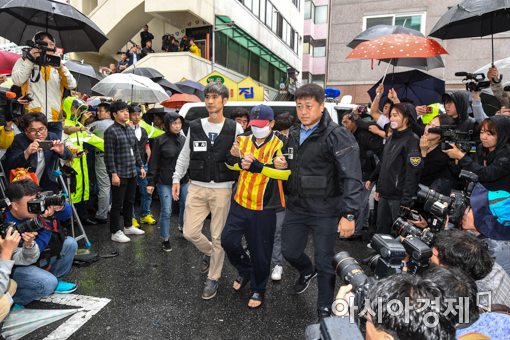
[27,127,47,135]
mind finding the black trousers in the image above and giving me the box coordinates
[110,176,136,234]
[376,197,401,235]
[282,210,338,310]
[221,201,276,293]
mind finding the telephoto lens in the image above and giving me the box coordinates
[333,251,368,290]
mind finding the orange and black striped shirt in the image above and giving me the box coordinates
[227,132,290,211]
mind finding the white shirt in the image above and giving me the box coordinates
[173,118,243,188]
[35,149,46,180]
[133,125,142,141]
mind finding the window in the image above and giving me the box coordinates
[314,5,328,24]
[364,13,426,33]
[250,54,260,80]
[303,36,311,54]
[266,2,273,29]
[312,39,326,57]
[312,74,325,87]
[243,0,252,11]
[252,0,259,18]
[304,0,313,20]
[292,0,299,10]
[276,12,283,37]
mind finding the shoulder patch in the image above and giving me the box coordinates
[410,156,422,167]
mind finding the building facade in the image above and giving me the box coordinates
[327,0,510,103]
[68,0,303,99]
[301,0,329,87]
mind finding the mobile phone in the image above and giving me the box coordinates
[426,106,433,113]
[38,140,54,149]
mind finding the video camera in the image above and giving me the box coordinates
[428,125,476,153]
[27,191,66,214]
[448,170,478,227]
[0,88,25,126]
[22,40,61,68]
[0,219,44,239]
[455,72,491,92]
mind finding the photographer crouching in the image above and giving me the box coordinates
[4,180,78,306]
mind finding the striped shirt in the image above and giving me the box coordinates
[232,132,290,211]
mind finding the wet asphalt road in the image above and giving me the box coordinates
[26,202,373,340]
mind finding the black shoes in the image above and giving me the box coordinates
[162,240,172,252]
[294,271,318,294]
[317,307,332,321]
[201,255,211,273]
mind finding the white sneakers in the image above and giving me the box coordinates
[111,230,130,243]
[124,226,146,235]
[271,265,283,281]
[111,227,145,243]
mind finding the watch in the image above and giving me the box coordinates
[344,214,355,222]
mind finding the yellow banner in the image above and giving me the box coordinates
[237,76,264,101]
[199,71,238,101]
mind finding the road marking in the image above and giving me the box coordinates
[41,294,110,340]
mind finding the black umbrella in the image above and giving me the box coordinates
[367,70,445,109]
[0,0,107,52]
[123,67,164,79]
[176,80,205,100]
[348,25,444,70]
[155,78,183,94]
[480,91,502,116]
[429,0,510,64]
[64,60,102,94]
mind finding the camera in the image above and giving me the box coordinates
[364,234,407,279]
[448,170,478,227]
[27,191,66,214]
[0,219,44,238]
[428,125,477,153]
[455,72,491,92]
[416,185,451,232]
[392,217,435,246]
[400,236,432,274]
[0,88,23,126]
[23,40,61,67]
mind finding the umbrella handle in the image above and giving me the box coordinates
[381,59,392,84]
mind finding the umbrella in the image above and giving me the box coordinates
[480,92,501,116]
[0,50,20,74]
[475,56,510,82]
[0,0,108,52]
[155,78,183,94]
[161,93,201,109]
[91,73,169,103]
[347,34,448,81]
[347,24,445,70]
[123,67,183,94]
[429,0,510,64]
[176,79,205,93]
[64,60,103,94]
[367,70,445,108]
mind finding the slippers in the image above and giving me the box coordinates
[232,275,250,292]
[248,291,264,309]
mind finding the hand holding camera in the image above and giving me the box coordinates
[0,227,21,260]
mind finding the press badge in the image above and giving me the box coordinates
[130,148,134,156]
[193,141,207,152]
[287,147,294,160]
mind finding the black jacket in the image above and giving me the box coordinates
[284,112,363,218]
[372,127,422,205]
[458,116,510,192]
[420,146,454,195]
[147,132,188,186]
[352,126,384,181]
[4,132,72,192]
[445,91,477,134]
[134,125,149,164]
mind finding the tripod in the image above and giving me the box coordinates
[53,168,91,248]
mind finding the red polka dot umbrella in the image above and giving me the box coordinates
[346,34,448,60]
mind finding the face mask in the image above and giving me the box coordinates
[252,125,271,139]
[390,121,399,130]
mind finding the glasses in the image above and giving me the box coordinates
[27,127,47,135]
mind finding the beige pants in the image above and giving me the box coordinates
[0,279,17,322]
[183,183,232,281]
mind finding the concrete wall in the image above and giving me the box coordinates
[327,0,510,103]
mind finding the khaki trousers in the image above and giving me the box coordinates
[0,279,17,322]
[183,183,232,281]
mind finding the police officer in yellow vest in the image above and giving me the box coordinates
[62,97,104,225]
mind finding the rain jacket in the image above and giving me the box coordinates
[458,116,510,192]
[443,91,477,134]
[11,58,76,123]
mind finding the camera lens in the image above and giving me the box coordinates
[333,251,368,291]
[44,194,65,207]
[16,218,43,234]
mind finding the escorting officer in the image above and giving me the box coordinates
[274,83,363,319]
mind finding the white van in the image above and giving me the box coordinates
[178,101,359,125]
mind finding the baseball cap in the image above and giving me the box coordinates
[248,104,274,128]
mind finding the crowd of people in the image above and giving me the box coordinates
[0,29,510,339]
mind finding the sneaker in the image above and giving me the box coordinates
[177,225,183,233]
[201,255,211,273]
[294,271,318,294]
[162,240,172,252]
[271,265,283,281]
[202,279,218,300]
[140,214,157,225]
[54,281,78,294]
[111,230,131,243]
[131,218,140,228]
[124,226,145,235]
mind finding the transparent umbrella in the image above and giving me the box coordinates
[91,73,169,103]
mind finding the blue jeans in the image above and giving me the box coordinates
[135,165,152,218]
[11,236,78,305]
[158,182,189,240]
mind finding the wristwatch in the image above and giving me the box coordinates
[344,214,355,222]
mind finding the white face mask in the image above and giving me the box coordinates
[390,121,399,130]
[252,125,271,139]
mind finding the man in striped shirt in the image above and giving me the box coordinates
[222,104,291,309]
